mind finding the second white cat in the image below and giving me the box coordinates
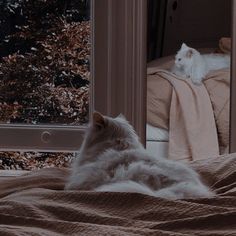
[171,43,230,85]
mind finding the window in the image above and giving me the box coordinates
[0,0,147,155]
[0,0,91,152]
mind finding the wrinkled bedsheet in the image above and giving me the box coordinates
[0,154,236,236]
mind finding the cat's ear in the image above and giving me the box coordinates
[93,111,107,129]
[117,113,127,120]
[186,49,193,58]
[181,43,188,50]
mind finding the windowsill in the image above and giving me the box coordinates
[0,170,29,177]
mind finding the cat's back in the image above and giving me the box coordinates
[107,148,200,182]
[82,145,201,186]
[203,53,230,71]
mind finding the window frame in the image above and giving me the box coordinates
[93,0,147,144]
[230,0,236,152]
[0,0,147,152]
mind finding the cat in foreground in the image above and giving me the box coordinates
[172,43,230,85]
[65,112,214,200]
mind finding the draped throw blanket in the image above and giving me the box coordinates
[147,68,219,161]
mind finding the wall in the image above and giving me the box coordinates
[147,0,232,59]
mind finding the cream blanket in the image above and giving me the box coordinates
[147,68,219,161]
[0,154,236,235]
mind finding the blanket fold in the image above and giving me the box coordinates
[0,154,236,235]
[147,68,219,161]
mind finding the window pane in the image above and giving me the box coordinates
[0,0,90,125]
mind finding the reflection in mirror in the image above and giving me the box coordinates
[146,0,231,161]
[0,0,90,125]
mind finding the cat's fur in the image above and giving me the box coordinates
[171,43,230,85]
[65,112,214,200]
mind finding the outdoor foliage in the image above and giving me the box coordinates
[0,0,90,170]
[0,0,90,124]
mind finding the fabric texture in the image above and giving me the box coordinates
[147,67,219,161]
[146,124,169,141]
[147,74,171,130]
[0,154,236,235]
[147,59,230,155]
[204,69,230,153]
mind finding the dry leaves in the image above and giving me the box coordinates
[0,152,74,170]
[0,0,90,170]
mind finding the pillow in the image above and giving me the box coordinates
[219,37,231,54]
[147,57,173,130]
[204,69,230,152]
[147,74,171,130]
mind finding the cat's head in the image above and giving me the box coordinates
[82,112,143,154]
[175,43,198,68]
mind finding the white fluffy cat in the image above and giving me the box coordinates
[172,43,230,85]
[65,112,214,200]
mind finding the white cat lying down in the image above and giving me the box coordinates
[172,43,230,85]
[65,112,214,200]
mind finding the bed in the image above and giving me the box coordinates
[146,40,230,160]
[0,153,235,235]
[146,124,168,158]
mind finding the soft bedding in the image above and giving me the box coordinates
[146,124,169,141]
[147,57,230,154]
[148,68,219,161]
[0,154,236,236]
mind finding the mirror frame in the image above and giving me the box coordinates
[93,0,147,144]
[230,0,236,152]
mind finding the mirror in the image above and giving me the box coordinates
[146,0,232,161]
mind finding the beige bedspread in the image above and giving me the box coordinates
[0,154,236,236]
[147,68,219,161]
[204,69,230,153]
